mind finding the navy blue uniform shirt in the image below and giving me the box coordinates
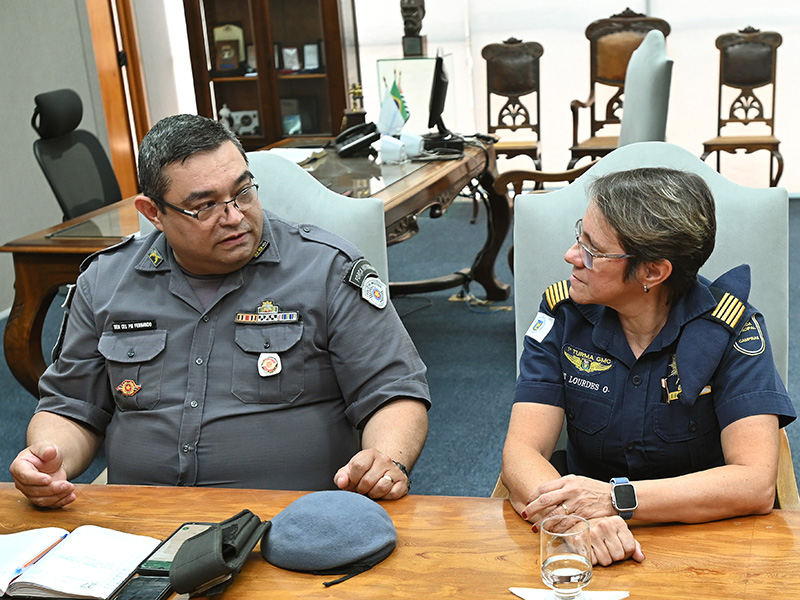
[514,265,796,482]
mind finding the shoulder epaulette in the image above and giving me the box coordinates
[543,280,570,311]
[707,286,746,332]
[79,235,137,272]
[296,223,360,262]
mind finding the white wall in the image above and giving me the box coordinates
[355,0,800,190]
[0,0,106,313]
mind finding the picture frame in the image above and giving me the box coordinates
[303,43,320,71]
[215,40,240,72]
[281,47,301,72]
[212,23,245,61]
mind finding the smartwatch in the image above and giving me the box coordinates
[610,477,638,520]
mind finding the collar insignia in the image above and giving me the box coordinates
[148,248,164,267]
[253,239,269,258]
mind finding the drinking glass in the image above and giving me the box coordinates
[540,514,592,599]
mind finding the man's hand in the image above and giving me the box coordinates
[334,448,409,499]
[10,444,76,508]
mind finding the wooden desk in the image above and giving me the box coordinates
[268,139,511,299]
[0,484,798,599]
[1,147,510,398]
[0,199,140,398]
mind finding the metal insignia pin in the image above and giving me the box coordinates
[258,352,282,377]
[116,379,142,396]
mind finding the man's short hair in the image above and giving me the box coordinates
[138,114,247,211]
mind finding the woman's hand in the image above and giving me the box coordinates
[521,474,615,523]
[586,516,645,566]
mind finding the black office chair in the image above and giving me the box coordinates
[31,88,122,221]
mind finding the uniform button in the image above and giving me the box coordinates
[195,358,204,365]
[263,341,271,349]
[182,444,191,453]
[202,315,209,323]
[190,400,198,408]
[567,409,576,420]
[631,375,642,386]
[688,421,698,433]
[626,442,635,451]
[302,226,311,233]
[127,348,135,357]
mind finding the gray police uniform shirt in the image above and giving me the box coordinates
[37,210,431,490]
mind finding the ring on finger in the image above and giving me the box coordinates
[561,503,570,515]
[382,474,394,483]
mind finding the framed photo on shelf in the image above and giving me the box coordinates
[215,40,240,72]
[281,47,301,72]
[303,43,320,71]
[212,23,245,61]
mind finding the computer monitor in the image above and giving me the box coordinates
[427,50,449,135]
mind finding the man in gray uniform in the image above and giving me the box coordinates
[10,114,430,508]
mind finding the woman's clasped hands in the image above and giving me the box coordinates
[520,474,646,566]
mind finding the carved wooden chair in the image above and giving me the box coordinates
[568,9,670,169]
[701,27,783,187]
[482,37,544,171]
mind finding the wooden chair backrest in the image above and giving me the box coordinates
[584,9,670,136]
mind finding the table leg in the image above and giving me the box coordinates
[4,253,82,398]
[472,155,512,301]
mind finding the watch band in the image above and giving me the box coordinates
[392,460,411,491]
[610,477,636,520]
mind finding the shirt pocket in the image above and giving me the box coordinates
[653,398,722,470]
[565,391,613,460]
[232,323,305,404]
[98,330,167,411]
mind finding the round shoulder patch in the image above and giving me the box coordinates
[734,316,766,356]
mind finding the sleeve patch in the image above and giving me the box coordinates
[345,259,387,309]
[526,312,555,343]
[733,316,766,356]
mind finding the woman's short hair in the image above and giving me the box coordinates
[137,114,247,211]
[588,167,716,301]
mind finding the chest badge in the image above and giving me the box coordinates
[563,345,613,375]
[236,300,299,324]
[258,353,282,377]
[116,379,142,396]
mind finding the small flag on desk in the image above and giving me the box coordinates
[377,79,409,136]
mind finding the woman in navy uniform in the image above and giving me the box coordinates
[501,168,795,566]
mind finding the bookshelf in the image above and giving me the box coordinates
[182,0,361,150]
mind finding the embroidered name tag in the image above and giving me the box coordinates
[112,320,157,332]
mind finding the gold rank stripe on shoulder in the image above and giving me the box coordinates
[711,292,745,329]
[545,280,570,311]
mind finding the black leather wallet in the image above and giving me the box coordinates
[169,509,270,596]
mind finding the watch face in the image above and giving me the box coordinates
[613,483,638,510]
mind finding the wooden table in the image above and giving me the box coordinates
[1,483,798,599]
[268,138,511,299]
[1,146,510,398]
